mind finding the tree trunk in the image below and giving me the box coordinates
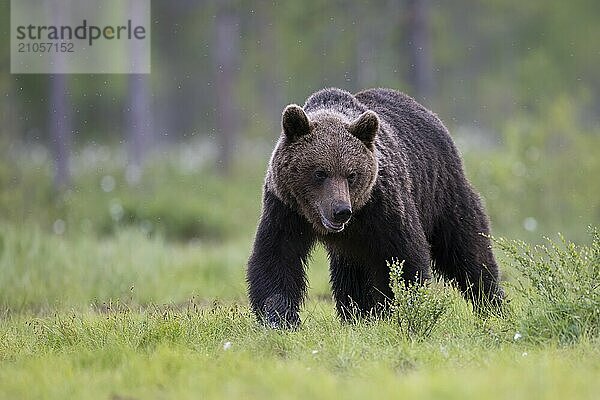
[257,2,284,135]
[125,0,152,185]
[49,74,71,190]
[126,74,152,185]
[356,18,377,89]
[47,2,71,190]
[406,0,434,103]
[215,3,240,174]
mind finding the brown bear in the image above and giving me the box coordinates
[247,87,504,328]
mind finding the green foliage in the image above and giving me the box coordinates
[0,219,599,398]
[5,1,600,143]
[495,227,600,344]
[0,143,264,242]
[463,96,600,242]
[388,260,453,340]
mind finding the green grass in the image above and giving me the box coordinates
[1,310,599,399]
[0,137,599,399]
[1,301,599,400]
[0,226,250,310]
[1,223,599,399]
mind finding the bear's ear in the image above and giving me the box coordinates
[282,104,310,141]
[349,111,379,148]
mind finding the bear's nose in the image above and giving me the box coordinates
[332,205,352,224]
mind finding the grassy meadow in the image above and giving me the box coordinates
[0,122,599,399]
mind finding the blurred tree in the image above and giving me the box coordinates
[0,4,15,143]
[124,0,153,184]
[257,1,284,134]
[406,0,434,103]
[152,1,211,142]
[214,1,240,173]
[355,2,377,89]
[126,74,152,185]
[48,74,71,189]
[2,0,598,154]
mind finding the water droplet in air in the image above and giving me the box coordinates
[101,175,116,192]
[523,217,538,232]
[53,219,66,235]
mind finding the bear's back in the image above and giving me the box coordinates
[355,88,449,142]
[356,88,458,169]
[355,88,464,231]
[304,88,367,118]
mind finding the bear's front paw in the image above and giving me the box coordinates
[265,310,300,330]
[263,294,300,330]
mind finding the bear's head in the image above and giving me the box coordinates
[268,104,379,234]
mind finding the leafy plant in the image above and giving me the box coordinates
[388,260,452,340]
[495,227,600,344]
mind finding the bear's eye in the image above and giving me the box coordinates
[347,172,357,184]
[314,170,328,182]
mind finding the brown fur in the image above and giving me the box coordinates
[247,88,504,328]
[268,108,378,234]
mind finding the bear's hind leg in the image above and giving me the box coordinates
[431,194,504,309]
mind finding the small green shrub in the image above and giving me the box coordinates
[388,260,452,340]
[495,227,600,344]
[100,196,228,241]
